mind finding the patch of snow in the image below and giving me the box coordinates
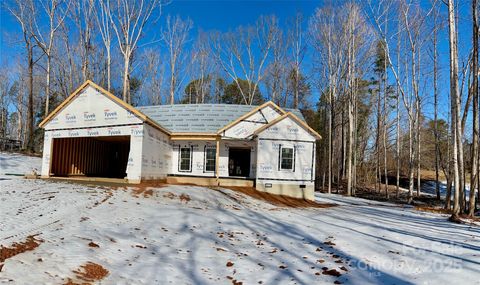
[0,152,42,176]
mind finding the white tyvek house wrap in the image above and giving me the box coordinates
[256,116,316,184]
[41,125,145,182]
[43,86,142,130]
[170,140,256,178]
[171,141,218,177]
[141,124,171,180]
[40,85,148,182]
[223,105,282,139]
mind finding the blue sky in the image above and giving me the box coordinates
[0,0,475,126]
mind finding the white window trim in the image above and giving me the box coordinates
[280,146,295,171]
[179,147,192,172]
[204,147,216,173]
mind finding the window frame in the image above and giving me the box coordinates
[178,146,192,172]
[204,146,216,173]
[279,146,295,171]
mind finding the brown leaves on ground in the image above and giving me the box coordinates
[415,206,451,215]
[131,188,154,198]
[0,235,43,271]
[163,192,176,199]
[179,194,191,203]
[226,261,234,267]
[70,262,109,284]
[322,268,342,277]
[163,192,191,203]
[88,242,99,248]
[130,181,167,198]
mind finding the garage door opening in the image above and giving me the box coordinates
[50,136,130,179]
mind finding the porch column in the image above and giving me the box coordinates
[215,138,220,183]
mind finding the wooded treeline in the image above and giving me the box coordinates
[0,0,478,217]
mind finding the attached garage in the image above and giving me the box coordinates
[39,81,171,183]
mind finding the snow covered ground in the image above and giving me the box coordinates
[0,153,479,284]
[0,152,41,176]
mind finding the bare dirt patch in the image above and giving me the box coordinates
[220,186,335,208]
[69,262,108,284]
[130,182,168,198]
[0,235,43,271]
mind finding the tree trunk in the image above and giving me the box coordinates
[408,116,414,204]
[433,13,440,200]
[27,41,34,152]
[383,55,389,198]
[448,0,461,218]
[294,66,299,109]
[469,0,479,217]
[107,46,111,91]
[45,54,51,117]
[170,74,175,104]
[328,89,334,194]
[376,82,381,193]
[416,99,421,197]
[122,53,130,103]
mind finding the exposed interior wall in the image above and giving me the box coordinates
[223,105,282,139]
[50,136,130,178]
[255,116,316,200]
[141,124,172,180]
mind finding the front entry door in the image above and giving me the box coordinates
[228,148,251,177]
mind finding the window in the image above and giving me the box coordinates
[280,147,294,170]
[179,147,191,171]
[205,147,216,172]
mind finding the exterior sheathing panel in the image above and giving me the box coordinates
[256,116,316,200]
[171,140,256,178]
[43,86,142,130]
[41,86,147,182]
[223,105,282,139]
[141,124,171,180]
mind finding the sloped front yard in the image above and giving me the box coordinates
[0,179,478,284]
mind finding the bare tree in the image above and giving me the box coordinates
[6,0,37,151]
[447,0,462,218]
[108,0,166,103]
[71,0,95,82]
[432,0,441,201]
[469,0,479,217]
[31,0,70,116]
[265,25,286,105]
[188,31,215,104]
[95,0,114,91]
[140,49,165,105]
[162,15,192,104]
[211,15,278,105]
[287,12,307,109]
